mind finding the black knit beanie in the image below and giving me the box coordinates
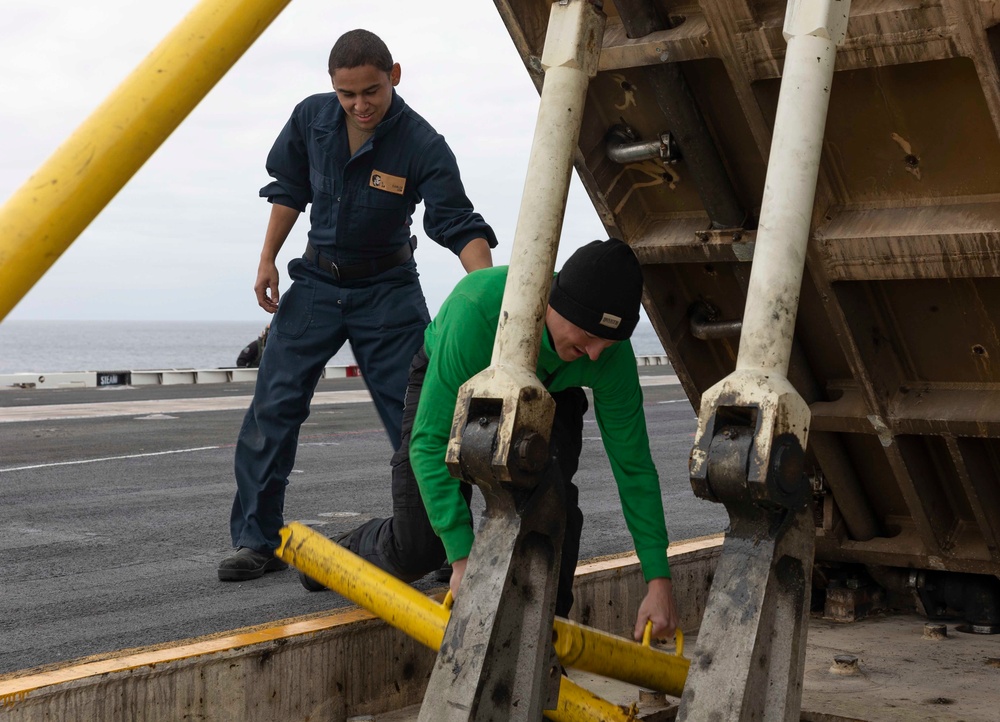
[549,239,643,341]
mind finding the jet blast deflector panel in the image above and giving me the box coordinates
[495,0,1000,578]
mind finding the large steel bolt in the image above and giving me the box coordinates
[829,654,860,675]
[514,431,548,473]
[923,623,948,640]
[771,435,806,496]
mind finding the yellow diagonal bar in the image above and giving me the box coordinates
[555,678,638,722]
[552,617,689,698]
[0,0,292,322]
[278,522,450,651]
[277,522,688,721]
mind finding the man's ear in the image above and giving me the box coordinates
[390,63,401,87]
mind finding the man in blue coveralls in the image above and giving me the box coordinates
[219,29,497,581]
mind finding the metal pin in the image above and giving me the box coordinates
[923,623,948,640]
[829,654,860,675]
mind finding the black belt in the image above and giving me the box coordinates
[304,239,415,281]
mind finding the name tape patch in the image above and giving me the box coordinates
[370,170,406,195]
[599,313,622,329]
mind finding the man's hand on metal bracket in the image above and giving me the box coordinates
[634,577,679,642]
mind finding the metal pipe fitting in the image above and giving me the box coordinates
[613,0,746,229]
[689,302,742,340]
[605,125,679,165]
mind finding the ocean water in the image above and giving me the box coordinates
[0,320,667,374]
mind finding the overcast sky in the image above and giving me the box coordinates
[0,0,608,324]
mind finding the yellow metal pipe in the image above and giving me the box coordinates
[276,523,686,721]
[552,618,689,698]
[278,522,450,651]
[0,0,292,322]
[555,677,638,722]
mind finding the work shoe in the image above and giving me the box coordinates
[299,528,355,592]
[218,547,287,582]
[299,570,327,592]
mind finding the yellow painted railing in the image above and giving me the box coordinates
[0,0,293,321]
[277,521,689,722]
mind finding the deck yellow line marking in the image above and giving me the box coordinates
[0,606,379,699]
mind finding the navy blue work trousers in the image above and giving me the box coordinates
[229,254,430,552]
[345,346,587,617]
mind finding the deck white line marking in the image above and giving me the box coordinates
[638,375,680,386]
[0,390,374,423]
[0,377,678,424]
[0,445,220,473]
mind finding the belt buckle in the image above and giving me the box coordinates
[329,260,340,281]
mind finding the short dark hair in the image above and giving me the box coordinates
[328,29,393,74]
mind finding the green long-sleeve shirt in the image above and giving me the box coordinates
[409,266,671,581]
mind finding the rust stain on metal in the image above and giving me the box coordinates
[610,73,636,110]
[890,132,922,180]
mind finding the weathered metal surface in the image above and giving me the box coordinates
[679,5,845,715]
[433,2,606,719]
[420,448,566,721]
[677,506,815,721]
[494,0,1000,581]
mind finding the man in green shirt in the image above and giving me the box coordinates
[336,239,678,640]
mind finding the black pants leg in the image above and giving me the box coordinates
[348,354,586,603]
[345,346,459,581]
[549,387,587,618]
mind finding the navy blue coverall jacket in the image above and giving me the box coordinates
[260,90,496,263]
